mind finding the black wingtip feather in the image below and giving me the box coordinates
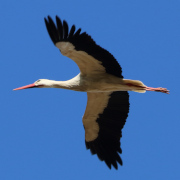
[63,20,69,39]
[44,18,56,44]
[56,16,63,40]
[68,25,76,39]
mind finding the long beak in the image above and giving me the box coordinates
[13,83,36,91]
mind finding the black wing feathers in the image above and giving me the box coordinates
[63,21,68,39]
[68,25,76,39]
[44,15,123,78]
[56,16,63,40]
[85,91,129,169]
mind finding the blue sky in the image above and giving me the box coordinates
[0,0,180,179]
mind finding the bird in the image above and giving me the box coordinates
[14,16,169,170]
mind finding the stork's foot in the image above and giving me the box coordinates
[145,87,170,94]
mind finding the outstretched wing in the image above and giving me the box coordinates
[44,16,123,78]
[83,91,129,169]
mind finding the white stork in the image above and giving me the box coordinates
[14,16,169,169]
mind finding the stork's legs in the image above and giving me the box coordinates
[124,80,169,94]
[145,87,169,94]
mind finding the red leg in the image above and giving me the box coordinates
[145,87,169,94]
[126,82,169,94]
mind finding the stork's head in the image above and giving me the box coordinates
[13,79,53,90]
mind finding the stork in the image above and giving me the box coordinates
[14,16,169,169]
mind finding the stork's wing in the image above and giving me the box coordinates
[44,16,123,78]
[83,91,129,169]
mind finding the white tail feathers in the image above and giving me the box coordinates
[123,79,147,93]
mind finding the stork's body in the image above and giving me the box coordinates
[35,74,148,93]
[14,16,169,170]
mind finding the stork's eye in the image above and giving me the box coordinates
[36,79,41,83]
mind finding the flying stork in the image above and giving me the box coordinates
[14,16,169,169]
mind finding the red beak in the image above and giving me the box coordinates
[13,83,36,91]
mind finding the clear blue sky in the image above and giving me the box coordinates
[0,0,179,179]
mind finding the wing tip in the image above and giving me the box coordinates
[44,15,83,45]
[85,139,123,170]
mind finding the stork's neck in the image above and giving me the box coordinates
[46,74,83,91]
